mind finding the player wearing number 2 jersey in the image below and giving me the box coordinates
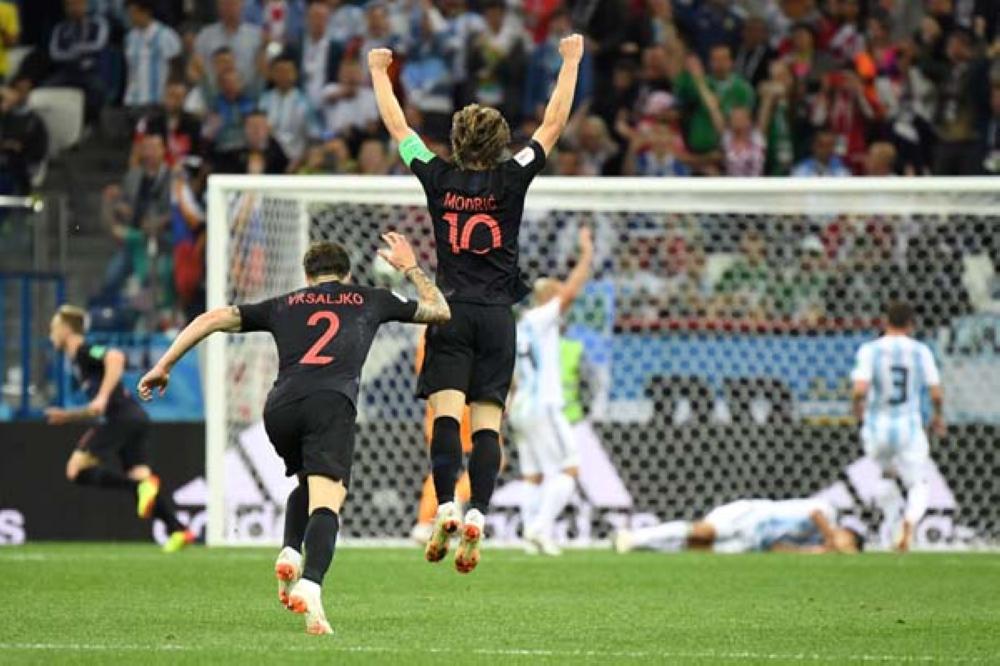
[369,34,584,573]
[851,301,946,552]
[137,234,449,635]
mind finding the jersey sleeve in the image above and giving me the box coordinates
[372,288,420,323]
[400,133,447,192]
[850,343,874,383]
[509,139,547,185]
[238,299,274,333]
[921,345,941,387]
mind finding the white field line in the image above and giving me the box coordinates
[0,643,990,662]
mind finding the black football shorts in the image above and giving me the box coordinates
[416,301,516,407]
[263,390,357,484]
[76,417,151,470]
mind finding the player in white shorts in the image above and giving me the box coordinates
[851,301,945,552]
[509,227,593,556]
[613,498,863,554]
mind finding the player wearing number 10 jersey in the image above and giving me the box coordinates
[369,34,584,573]
[137,234,449,635]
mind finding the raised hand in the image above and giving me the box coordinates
[559,34,584,64]
[378,232,418,272]
[368,48,393,72]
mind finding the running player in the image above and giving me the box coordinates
[613,498,863,554]
[509,226,593,556]
[45,305,194,552]
[369,33,584,573]
[851,301,945,552]
[138,234,448,635]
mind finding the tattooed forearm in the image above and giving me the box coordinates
[406,266,451,324]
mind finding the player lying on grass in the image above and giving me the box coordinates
[370,33,584,573]
[613,498,863,554]
[138,234,449,635]
[509,226,593,556]
[46,305,194,553]
[851,301,945,552]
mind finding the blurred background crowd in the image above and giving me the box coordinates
[1,0,997,331]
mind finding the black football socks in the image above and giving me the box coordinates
[302,507,339,585]
[74,466,137,491]
[152,492,186,533]
[283,483,309,552]
[468,429,502,514]
[430,417,463,505]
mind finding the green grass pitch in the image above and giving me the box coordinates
[1,544,998,664]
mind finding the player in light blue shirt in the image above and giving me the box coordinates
[851,301,945,552]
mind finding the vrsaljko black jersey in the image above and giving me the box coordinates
[407,139,547,306]
[238,282,418,411]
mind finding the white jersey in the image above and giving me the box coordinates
[512,298,563,417]
[851,335,940,449]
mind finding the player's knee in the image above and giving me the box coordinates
[126,466,151,482]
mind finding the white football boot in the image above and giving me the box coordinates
[454,508,485,574]
[613,529,635,555]
[287,578,333,635]
[274,546,302,609]
[424,501,462,563]
[524,526,563,557]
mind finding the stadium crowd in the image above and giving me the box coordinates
[1,0,997,329]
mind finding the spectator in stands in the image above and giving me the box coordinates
[633,0,681,50]
[47,0,110,124]
[0,74,48,195]
[192,0,264,91]
[244,0,306,50]
[299,1,342,111]
[828,0,866,63]
[134,79,202,167]
[524,8,591,121]
[358,0,404,84]
[676,0,742,61]
[327,0,365,44]
[864,141,897,175]
[734,14,776,87]
[467,0,527,122]
[675,46,755,168]
[782,22,834,104]
[773,235,830,324]
[356,137,390,175]
[715,227,776,321]
[983,82,1000,175]
[170,155,208,322]
[203,67,257,159]
[432,0,486,98]
[791,129,851,176]
[923,28,990,174]
[400,13,454,136]
[622,119,690,177]
[0,1,20,81]
[567,115,618,176]
[879,39,936,175]
[809,68,877,173]
[214,111,288,174]
[757,60,797,175]
[122,0,182,112]
[259,54,319,167]
[322,58,378,142]
[100,134,172,302]
[553,142,584,176]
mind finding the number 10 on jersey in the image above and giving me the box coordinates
[443,213,502,255]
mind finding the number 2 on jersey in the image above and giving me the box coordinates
[889,365,908,405]
[300,311,340,365]
[443,212,502,255]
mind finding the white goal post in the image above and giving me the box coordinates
[205,175,1000,548]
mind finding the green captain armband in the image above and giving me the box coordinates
[399,133,435,167]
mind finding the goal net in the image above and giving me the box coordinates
[205,176,1000,549]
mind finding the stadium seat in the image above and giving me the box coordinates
[27,87,85,158]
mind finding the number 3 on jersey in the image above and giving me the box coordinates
[300,311,340,365]
[443,212,502,255]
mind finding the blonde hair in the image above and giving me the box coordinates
[56,304,87,334]
[450,104,510,170]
